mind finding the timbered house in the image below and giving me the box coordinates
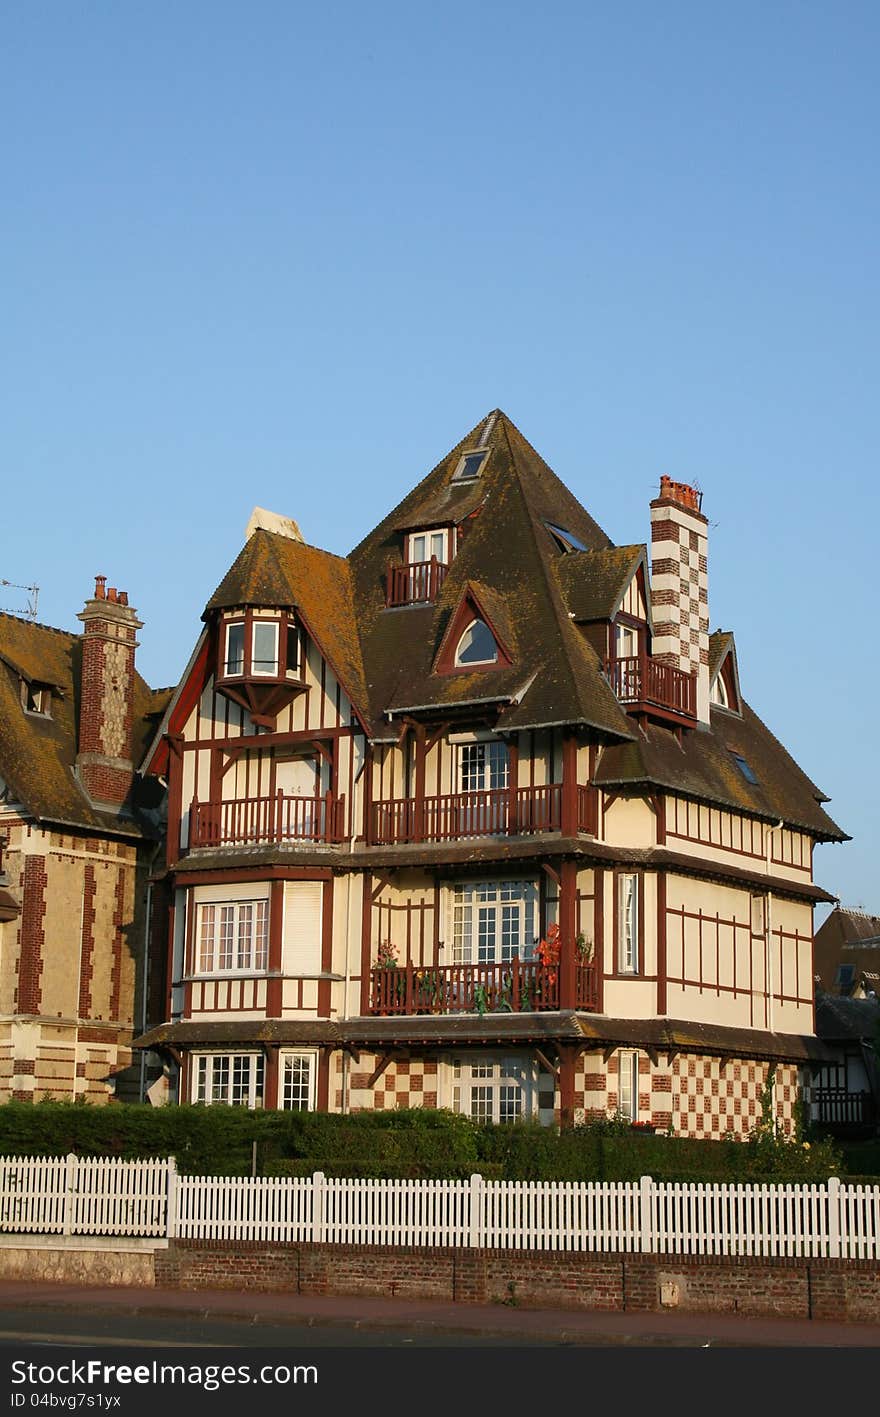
[0,580,171,1102]
[135,412,846,1135]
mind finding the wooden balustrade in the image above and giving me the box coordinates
[369,958,599,1016]
[610,654,696,719]
[370,784,564,845]
[385,558,448,607]
[190,791,346,848]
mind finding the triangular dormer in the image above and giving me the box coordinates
[708,631,743,715]
[434,583,513,675]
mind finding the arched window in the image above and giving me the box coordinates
[455,619,497,666]
[710,674,729,707]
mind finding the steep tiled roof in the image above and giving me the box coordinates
[554,545,645,624]
[595,700,847,841]
[0,612,170,837]
[348,410,635,741]
[204,530,371,728]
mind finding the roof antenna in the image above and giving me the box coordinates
[0,579,39,620]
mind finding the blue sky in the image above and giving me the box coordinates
[3,3,877,913]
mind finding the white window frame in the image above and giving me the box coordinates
[280,1051,317,1111]
[617,873,639,974]
[224,621,246,677]
[251,619,279,676]
[196,899,269,974]
[458,740,509,793]
[451,449,489,483]
[617,1050,639,1122]
[193,1052,265,1108]
[451,1055,532,1123]
[406,528,449,565]
[710,673,729,707]
[614,620,639,660]
[451,880,538,964]
[454,619,497,666]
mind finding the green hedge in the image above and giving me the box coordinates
[0,1101,848,1182]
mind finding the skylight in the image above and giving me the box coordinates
[545,523,588,553]
[451,450,489,483]
[731,753,758,784]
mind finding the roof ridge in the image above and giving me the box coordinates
[249,526,350,565]
[0,611,77,641]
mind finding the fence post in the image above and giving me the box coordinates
[827,1175,841,1259]
[63,1154,78,1236]
[165,1157,178,1240]
[313,1171,326,1245]
[639,1174,653,1254]
[469,1173,484,1249]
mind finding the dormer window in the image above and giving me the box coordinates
[452,449,489,483]
[546,523,588,553]
[455,619,497,666]
[20,681,51,716]
[407,528,449,565]
[218,612,300,684]
[386,528,451,607]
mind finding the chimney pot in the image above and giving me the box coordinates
[118,591,128,606]
[659,476,702,513]
[108,587,117,603]
[94,575,106,600]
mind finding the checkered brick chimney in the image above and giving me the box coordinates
[76,575,143,808]
[650,478,710,724]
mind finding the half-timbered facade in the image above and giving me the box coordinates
[0,581,171,1102]
[135,413,846,1135]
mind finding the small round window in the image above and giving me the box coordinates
[455,619,497,666]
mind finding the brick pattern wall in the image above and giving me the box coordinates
[16,855,47,1015]
[154,1240,880,1323]
[572,1051,801,1138]
[650,489,710,722]
[345,1057,439,1112]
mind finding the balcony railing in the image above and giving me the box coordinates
[610,654,696,719]
[812,1089,877,1131]
[370,958,599,1016]
[385,558,448,607]
[371,784,564,845]
[370,784,597,845]
[190,791,346,848]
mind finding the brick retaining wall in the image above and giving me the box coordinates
[154,1242,880,1323]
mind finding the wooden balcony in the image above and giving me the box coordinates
[812,1088,877,1134]
[369,783,596,846]
[189,791,346,848]
[385,558,448,607]
[610,654,696,721]
[370,958,599,1016]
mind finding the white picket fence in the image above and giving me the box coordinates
[1,1155,879,1259]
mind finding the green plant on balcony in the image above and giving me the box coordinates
[373,939,399,970]
[414,968,443,1013]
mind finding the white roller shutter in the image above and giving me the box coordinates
[283,881,323,975]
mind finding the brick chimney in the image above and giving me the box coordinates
[76,575,143,808]
[649,478,710,724]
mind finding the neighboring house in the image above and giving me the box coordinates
[814,906,880,997]
[811,993,880,1136]
[0,579,172,1102]
[134,410,846,1136]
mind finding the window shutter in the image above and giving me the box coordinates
[283,882,323,975]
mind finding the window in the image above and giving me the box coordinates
[614,621,639,660]
[835,963,855,992]
[196,900,269,973]
[617,874,639,973]
[455,619,497,666]
[710,674,729,708]
[193,1052,264,1108]
[452,449,488,483]
[451,1057,529,1123]
[280,1052,315,1111]
[545,522,588,553]
[617,1051,639,1122]
[407,529,448,564]
[452,880,538,964]
[459,740,509,793]
[20,681,51,716]
[251,620,279,676]
[731,752,758,784]
[224,622,245,676]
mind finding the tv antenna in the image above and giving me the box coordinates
[0,580,40,620]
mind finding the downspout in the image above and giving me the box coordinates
[341,749,368,1115]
